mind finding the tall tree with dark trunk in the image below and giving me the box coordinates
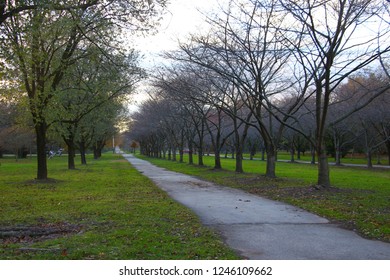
[1,6,86,178]
[280,0,390,187]
[0,0,166,179]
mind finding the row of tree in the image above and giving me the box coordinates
[132,69,390,168]
[0,0,167,179]
[131,0,390,188]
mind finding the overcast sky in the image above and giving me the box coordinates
[133,0,220,70]
[127,0,222,110]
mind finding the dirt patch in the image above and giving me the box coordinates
[247,184,373,200]
[268,185,347,197]
[6,178,64,188]
[23,178,63,185]
[0,222,83,244]
[225,174,303,189]
[223,174,375,200]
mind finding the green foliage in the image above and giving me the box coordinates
[0,0,167,179]
[0,154,238,260]
[51,47,142,148]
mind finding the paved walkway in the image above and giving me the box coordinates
[123,154,390,260]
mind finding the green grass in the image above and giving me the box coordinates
[137,154,390,243]
[243,151,378,165]
[0,154,238,260]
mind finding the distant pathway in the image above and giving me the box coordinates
[123,154,390,260]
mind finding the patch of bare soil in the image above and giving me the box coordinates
[247,184,360,200]
[0,222,82,245]
[279,185,344,196]
[6,178,64,188]
[24,178,63,185]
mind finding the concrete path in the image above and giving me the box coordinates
[123,154,390,260]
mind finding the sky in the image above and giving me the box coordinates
[128,0,222,111]
[128,0,388,106]
[133,0,220,71]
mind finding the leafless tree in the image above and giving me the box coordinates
[171,0,302,178]
[280,0,390,187]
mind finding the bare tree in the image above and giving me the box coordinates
[280,0,390,187]
[131,99,166,157]
[173,0,300,178]
[154,68,213,166]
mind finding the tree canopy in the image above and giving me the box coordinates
[0,0,166,178]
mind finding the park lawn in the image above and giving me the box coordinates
[0,154,238,260]
[137,154,390,243]
[243,151,374,165]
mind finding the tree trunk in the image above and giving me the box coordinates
[265,146,276,178]
[179,131,185,163]
[35,122,48,180]
[235,149,243,173]
[334,136,342,166]
[234,130,244,173]
[93,147,99,159]
[79,141,87,165]
[63,133,76,170]
[188,140,194,164]
[93,140,104,159]
[66,142,76,170]
[317,143,331,187]
[172,147,177,161]
[310,145,316,164]
[80,151,87,165]
[290,147,295,163]
[198,147,204,166]
[367,150,373,168]
[179,149,184,163]
[335,149,341,166]
[214,149,222,169]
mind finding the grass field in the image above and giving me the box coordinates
[242,151,385,165]
[137,154,390,243]
[0,154,238,260]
